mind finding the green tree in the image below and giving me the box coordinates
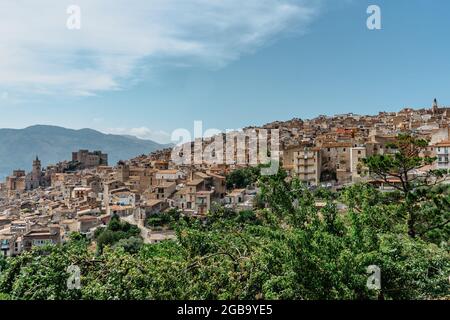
[0,170,448,300]
[226,166,260,189]
[95,215,142,253]
[363,133,449,238]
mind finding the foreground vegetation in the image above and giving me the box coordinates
[0,135,448,300]
[0,177,448,300]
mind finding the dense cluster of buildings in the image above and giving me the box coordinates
[1,100,449,257]
[274,99,450,186]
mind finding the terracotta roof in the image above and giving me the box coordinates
[434,140,450,147]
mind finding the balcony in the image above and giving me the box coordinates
[436,163,450,169]
[295,161,315,166]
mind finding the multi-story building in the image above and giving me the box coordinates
[0,233,22,257]
[155,169,185,183]
[291,147,321,186]
[22,226,61,251]
[6,170,26,196]
[350,146,367,183]
[433,140,450,169]
[321,143,352,183]
[195,190,214,215]
[151,182,176,201]
[116,161,130,182]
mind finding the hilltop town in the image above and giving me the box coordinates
[1,99,449,257]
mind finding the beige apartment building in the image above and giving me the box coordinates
[294,147,321,186]
[433,140,450,169]
[283,146,321,185]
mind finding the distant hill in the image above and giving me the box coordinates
[0,125,169,180]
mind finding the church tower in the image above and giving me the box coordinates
[432,98,439,115]
[116,161,130,183]
[31,156,42,187]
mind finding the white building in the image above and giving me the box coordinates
[155,170,185,181]
[433,140,450,169]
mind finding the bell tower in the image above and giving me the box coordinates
[32,156,42,185]
[432,98,439,115]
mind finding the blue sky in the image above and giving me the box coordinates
[0,0,449,143]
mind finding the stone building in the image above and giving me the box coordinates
[6,170,26,196]
[22,226,61,251]
[350,146,367,183]
[116,161,130,183]
[320,142,352,183]
[72,150,108,169]
[26,156,43,190]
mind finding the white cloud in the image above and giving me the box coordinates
[106,127,172,144]
[0,0,320,96]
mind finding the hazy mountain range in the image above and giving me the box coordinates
[0,125,169,180]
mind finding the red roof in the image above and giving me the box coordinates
[434,140,450,147]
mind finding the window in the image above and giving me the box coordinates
[33,239,51,246]
[358,150,361,155]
